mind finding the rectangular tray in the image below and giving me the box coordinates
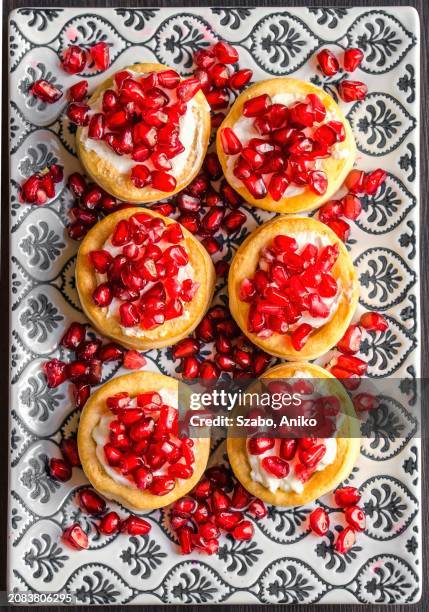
[8,6,421,605]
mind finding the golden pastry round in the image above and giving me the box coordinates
[76,207,216,350]
[217,77,356,213]
[227,362,361,507]
[76,63,211,203]
[78,371,210,510]
[228,216,359,360]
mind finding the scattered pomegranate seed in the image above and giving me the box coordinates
[291,323,313,351]
[67,102,90,125]
[364,169,387,195]
[60,437,81,467]
[341,194,362,220]
[248,498,267,519]
[62,524,89,550]
[360,312,388,332]
[334,486,361,507]
[61,45,87,74]
[353,393,380,413]
[69,79,88,101]
[334,526,356,553]
[343,48,364,73]
[337,324,362,354]
[316,49,339,76]
[90,42,110,71]
[49,457,72,481]
[78,489,106,515]
[31,79,62,104]
[309,507,330,536]
[345,169,366,194]
[338,80,368,102]
[122,515,151,536]
[98,511,121,535]
[123,350,146,370]
[326,218,350,242]
[229,69,252,90]
[345,505,366,531]
[43,359,67,388]
[232,520,254,540]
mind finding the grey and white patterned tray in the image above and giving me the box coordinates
[8,7,421,605]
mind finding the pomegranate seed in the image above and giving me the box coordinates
[220,127,242,154]
[99,343,123,362]
[78,489,106,515]
[76,339,101,362]
[209,62,230,88]
[262,456,290,478]
[88,113,105,139]
[98,511,120,535]
[213,41,239,64]
[202,236,220,254]
[157,69,180,88]
[60,322,85,350]
[181,356,200,378]
[62,524,89,550]
[329,366,360,389]
[199,361,219,379]
[206,88,230,110]
[232,520,254,540]
[299,444,326,467]
[130,165,151,188]
[338,80,368,102]
[291,323,312,351]
[353,393,380,413]
[61,45,87,74]
[60,437,80,467]
[343,48,364,72]
[247,498,267,519]
[67,172,87,198]
[334,486,361,507]
[103,443,122,466]
[215,510,242,530]
[248,437,274,455]
[336,354,368,375]
[364,169,387,195]
[243,94,271,117]
[150,475,175,496]
[229,68,252,89]
[338,324,362,354]
[316,48,339,76]
[123,515,151,535]
[341,194,362,220]
[177,527,193,554]
[43,359,67,388]
[243,174,267,199]
[67,102,90,126]
[168,463,193,479]
[89,249,112,274]
[177,77,201,102]
[90,42,110,71]
[123,349,146,369]
[172,338,200,359]
[345,505,366,531]
[289,102,316,127]
[268,173,289,201]
[360,312,388,332]
[308,170,328,195]
[231,483,251,509]
[151,171,176,192]
[31,79,62,104]
[345,169,366,194]
[69,79,88,101]
[335,526,356,554]
[92,283,113,307]
[173,497,197,517]
[223,210,246,234]
[309,507,330,536]
[326,219,350,242]
[49,457,71,481]
[73,381,91,409]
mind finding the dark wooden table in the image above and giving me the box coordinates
[2,0,427,610]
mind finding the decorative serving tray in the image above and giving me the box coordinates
[8,6,421,605]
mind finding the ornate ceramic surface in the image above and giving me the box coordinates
[8,7,420,604]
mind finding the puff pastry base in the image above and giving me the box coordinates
[217,77,356,213]
[227,362,361,507]
[78,371,210,510]
[76,207,216,350]
[76,63,211,204]
[228,216,359,360]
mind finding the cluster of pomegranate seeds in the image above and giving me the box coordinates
[316,47,367,103]
[318,168,387,241]
[239,234,340,350]
[43,321,145,408]
[88,212,200,330]
[30,79,63,104]
[193,40,252,119]
[309,485,366,554]
[171,305,271,379]
[220,89,348,200]
[66,171,125,240]
[61,42,110,74]
[101,390,195,494]
[66,64,206,193]
[19,164,63,206]
[169,464,266,554]
[62,487,151,550]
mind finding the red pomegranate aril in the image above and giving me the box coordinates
[248,437,275,455]
[150,476,175,496]
[78,489,106,515]
[66,360,88,382]
[280,439,297,461]
[90,41,110,71]
[199,361,219,380]
[364,169,387,195]
[118,302,139,327]
[213,510,241,530]
[336,354,368,375]
[326,219,350,242]
[308,170,328,195]
[220,127,242,155]
[230,483,251,509]
[172,338,200,360]
[245,499,266,520]
[73,382,91,410]
[99,343,123,363]
[49,457,72,481]
[123,515,151,536]
[209,62,230,88]
[329,366,360,389]
[338,80,368,102]
[90,250,114,275]
[76,339,101,362]
[177,527,193,554]
[343,47,364,72]
[232,520,254,541]
[132,466,153,491]
[291,323,312,351]
[168,463,193,479]
[334,486,361,507]
[335,526,356,554]
[345,505,366,531]
[316,48,339,76]
[61,45,87,74]
[338,324,362,354]
[268,173,289,201]
[103,443,122,466]
[199,522,220,541]
[262,456,290,478]
[60,437,81,467]
[345,169,366,194]
[309,507,330,536]
[213,40,239,64]
[43,359,67,388]
[31,79,62,104]
[353,393,380,413]
[60,321,86,350]
[243,94,271,117]
[123,350,147,370]
[360,311,388,332]
[71,206,97,226]
[98,512,120,535]
[67,102,90,126]
[130,164,151,188]
[92,283,113,307]
[181,356,200,379]
[69,79,88,102]
[195,68,212,94]
[229,68,252,89]
[223,210,246,234]
[289,102,316,128]
[212,488,231,512]
[177,77,201,102]
[62,524,89,550]
[341,194,362,220]
[150,171,176,192]
[244,175,267,199]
